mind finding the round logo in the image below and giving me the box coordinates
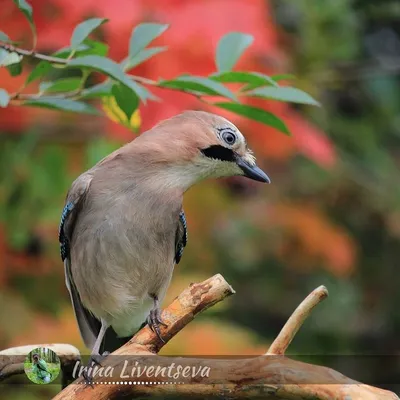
[24,347,61,384]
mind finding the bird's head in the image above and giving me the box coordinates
[132,110,270,190]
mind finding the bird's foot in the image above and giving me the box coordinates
[146,300,167,343]
[91,351,110,366]
[82,351,110,387]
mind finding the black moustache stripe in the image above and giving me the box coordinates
[201,145,235,162]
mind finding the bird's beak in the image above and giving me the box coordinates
[236,156,271,183]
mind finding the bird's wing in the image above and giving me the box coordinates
[175,210,188,264]
[59,172,101,350]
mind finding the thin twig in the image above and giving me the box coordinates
[266,285,329,355]
[128,75,157,85]
[126,75,225,103]
[0,42,68,65]
[10,90,82,101]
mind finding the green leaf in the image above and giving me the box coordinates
[55,40,108,59]
[216,32,253,72]
[67,55,155,102]
[111,83,139,121]
[13,0,33,22]
[80,82,113,99]
[71,18,108,50]
[7,61,22,76]
[122,46,167,71]
[247,86,320,106]
[23,97,99,114]
[210,71,277,87]
[26,61,52,84]
[38,81,52,92]
[0,50,22,66]
[272,74,295,82]
[82,39,108,57]
[129,23,169,57]
[214,102,290,135]
[241,74,296,92]
[0,89,10,107]
[159,76,238,102]
[13,0,36,44]
[54,44,90,58]
[39,78,82,93]
[0,31,11,43]
[0,49,6,64]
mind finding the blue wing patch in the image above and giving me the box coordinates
[175,210,188,264]
[180,211,188,247]
[59,202,74,261]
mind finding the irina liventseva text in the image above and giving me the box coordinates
[73,360,211,380]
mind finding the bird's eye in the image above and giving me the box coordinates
[222,131,236,146]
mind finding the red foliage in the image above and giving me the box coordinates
[270,204,357,277]
[284,110,336,168]
[0,0,336,166]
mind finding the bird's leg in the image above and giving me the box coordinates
[83,319,109,385]
[146,294,167,343]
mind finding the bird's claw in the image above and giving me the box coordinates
[147,307,167,343]
[82,351,110,386]
[90,350,109,368]
[82,369,95,388]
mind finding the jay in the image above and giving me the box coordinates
[59,110,270,366]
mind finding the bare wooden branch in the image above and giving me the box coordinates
[51,277,398,400]
[267,285,329,355]
[55,355,399,400]
[1,277,397,399]
[117,273,235,354]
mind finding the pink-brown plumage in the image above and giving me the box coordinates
[60,110,269,359]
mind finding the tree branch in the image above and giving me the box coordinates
[0,43,230,106]
[267,285,328,355]
[117,273,236,354]
[0,276,396,399]
[48,276,398,400]
[0,42,68,65]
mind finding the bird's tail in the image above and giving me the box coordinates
[100,322,147,353]
[100,327,131,353]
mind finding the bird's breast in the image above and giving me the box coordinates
[70,188,181,324]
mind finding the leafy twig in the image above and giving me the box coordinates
[9,90,82,103]
[128,74,157,85]
[0,42,68,65]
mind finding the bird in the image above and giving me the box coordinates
[59,110,270,372]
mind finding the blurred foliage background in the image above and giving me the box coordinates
[1,0,400,398]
